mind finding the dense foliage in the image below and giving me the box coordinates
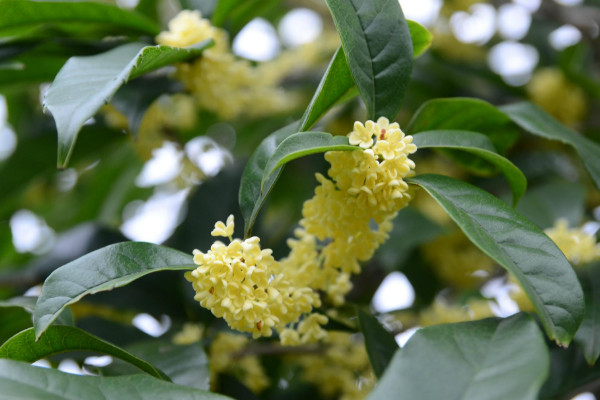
[1,0,600,399]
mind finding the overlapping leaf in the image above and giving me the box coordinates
[0,326,169,381]
[44,41,212,167]
[358,309,398,378]
[33,242,194,340]
[369,314,549,400]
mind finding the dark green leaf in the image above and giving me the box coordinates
[408,174,584,346]
[0,55,65,87]
[298,47,356,132]
[239,122,298,238]
[575,261,600,365]
[211,0,239,26]
[0,0,160,37]
[121,341,210,390]
[407,20,432,58]
[261,132,355,189]
[369,314,549,400]
[325,0,413,120]
[44,41,212,168]
[407,98,520,154]
[413,130,527,206]
[0,326,169,381]
[0,296,73,327]
[500,101,600,191]
[33,242,194,340]
[0,359,231,399]
[357,309,398,378]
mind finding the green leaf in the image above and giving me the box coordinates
[408,174,584,346]
[357,309,398,378]
[325,0,413,120]
[574,261,600,365]
[239,122,298,238]
[298,21,430,132]
[407,98,520,154]
[261,132,355,190]
[43,41,212,168]
[407,20,432,58]
[0,55,66,87]
[369,314,549,400]
[413,130,527,206]
[0,0,160,37]
[33,242,194,340]
[298,47,356,132]
[0,296,73,327]
[114,341,210,390]
[0,359,231,399]
[211,0,239,26]
[0,326,169,381]
[500,101,600,191]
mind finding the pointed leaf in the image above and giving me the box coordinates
[407,98,520,154]
[44,41,213,168]
[239,122,299,238]
[325,0,413,120]
[413,130,527,205]
[0,359,231,399]
[33,242,194,340]
[261,132,355,189]
[408,174,584,345]
[0,0,160,37]
[298,21,430,132]
[574,261,600,365]
[357,309,398,378]
[500,101,600,191]
[407,20,432,58]
[369,314,549,400]
[0,326,170,381]
[298,46,356,132]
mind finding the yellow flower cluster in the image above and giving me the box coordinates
[187,118,417,343]
[422,230,496,289]
[545,219,600,266]
[157,10,330,119]
[209,332,269,393]
[172,322,204,345]
[527,68,586,126]
[418,298,493,326]
[295,332,375,400]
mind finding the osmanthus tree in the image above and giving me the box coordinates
[1,0,600,399]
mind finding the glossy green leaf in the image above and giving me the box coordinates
[574,261,600,365]
[357,309,398,378]
[298,47,356,132]
[33,242,194,340]
[261,132,355,190]
[408,174,584,345]
[239,122,298,238]
[407,98,520,154]
[325,0,413,120]
[369,314,549,400]
[407,20,432,58]
[0,0,160,37]
[0,359,231,399]
[413,130,527,205]
[44,41,212,168]
[0,326,169,381]
[500,101,600,191]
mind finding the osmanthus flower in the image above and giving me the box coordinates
[545,219,600,266]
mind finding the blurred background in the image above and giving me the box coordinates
[1,0,599,398]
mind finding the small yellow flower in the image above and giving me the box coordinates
[348,120,376,148]
[211,214,234,238]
